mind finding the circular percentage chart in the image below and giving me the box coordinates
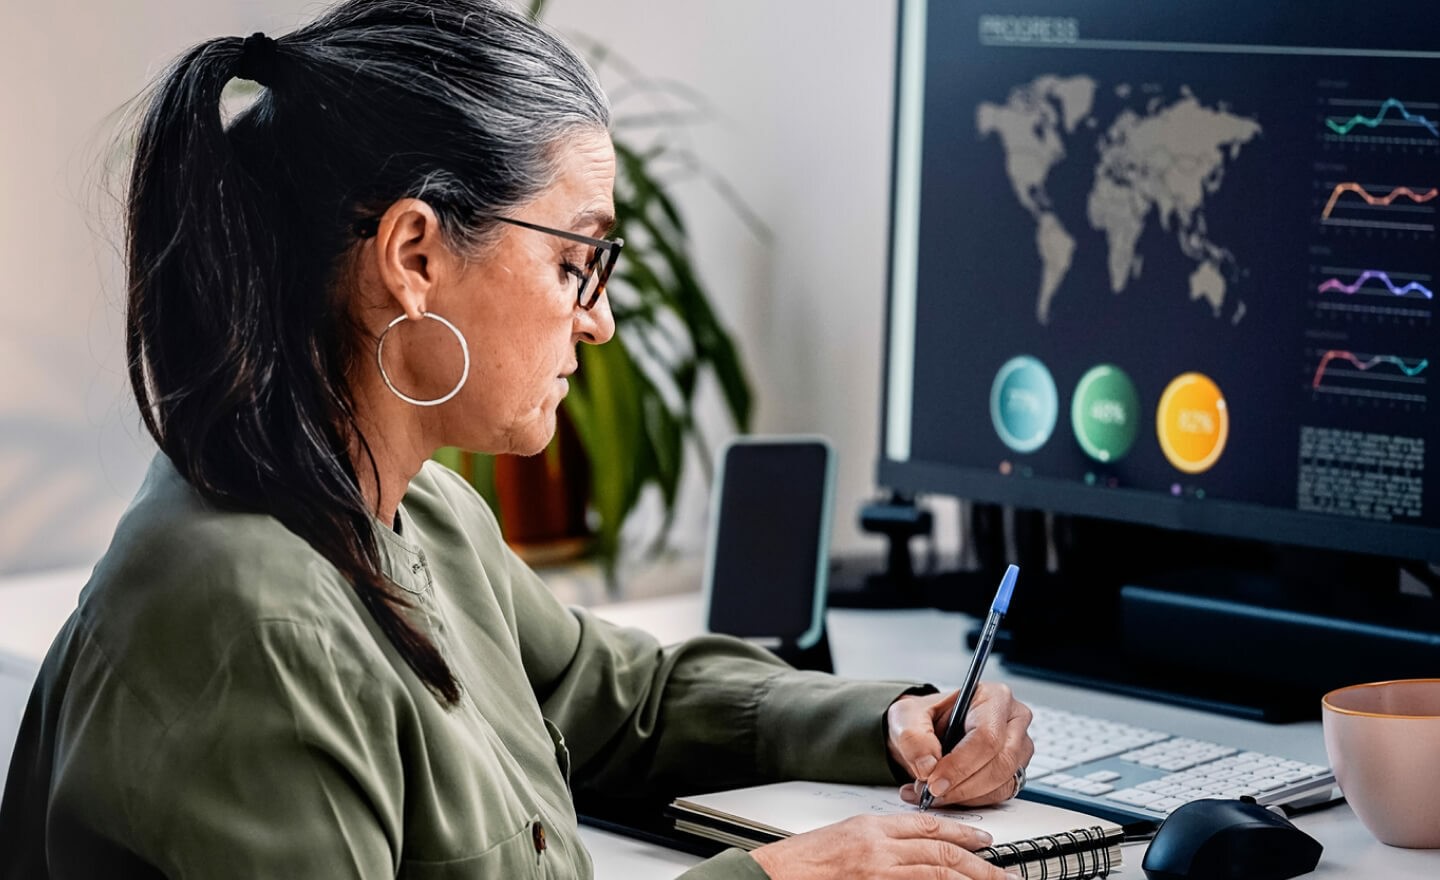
[1156,372,1229,474]
[1071,364,1141,464]
[990,355,1059,454]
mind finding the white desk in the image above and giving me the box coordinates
[3,572,1437,878]
[580,593,1440,879]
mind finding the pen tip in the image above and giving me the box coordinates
[992,564,1019,614]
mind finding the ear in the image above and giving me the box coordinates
[371,198,446,321]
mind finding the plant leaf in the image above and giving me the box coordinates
[565,337,646,567]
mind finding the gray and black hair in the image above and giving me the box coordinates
[125,0,609,704]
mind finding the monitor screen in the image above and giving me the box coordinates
[880,0,1440,562]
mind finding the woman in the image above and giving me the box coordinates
[0,1,1033,877]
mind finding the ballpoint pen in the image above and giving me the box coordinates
[918,563,1020,811]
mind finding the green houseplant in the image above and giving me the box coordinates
[437,6,758,573]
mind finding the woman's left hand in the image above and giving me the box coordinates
[886,683,1035,807]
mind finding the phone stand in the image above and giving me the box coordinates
[770,629,833,674]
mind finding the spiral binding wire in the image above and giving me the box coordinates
[977,824,1116,879]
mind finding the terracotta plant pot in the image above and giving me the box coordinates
[493,407,593,564]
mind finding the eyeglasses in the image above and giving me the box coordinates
[490,216,623,310]
[352,214,623,311]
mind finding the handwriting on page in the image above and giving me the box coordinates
[805,787,986,823]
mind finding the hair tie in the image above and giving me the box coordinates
[237,32,280,87]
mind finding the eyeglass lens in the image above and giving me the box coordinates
[580,246,617,310]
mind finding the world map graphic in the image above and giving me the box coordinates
[977,76,1262,325]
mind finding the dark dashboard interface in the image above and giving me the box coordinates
[883,1,1440,560]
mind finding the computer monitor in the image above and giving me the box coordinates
[880,0,1440,564]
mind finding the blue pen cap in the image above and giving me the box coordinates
[990,564,1019,615]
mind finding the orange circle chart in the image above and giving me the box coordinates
[1155,372,1229,474]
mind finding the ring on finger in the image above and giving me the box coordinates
[1009,765,1027,800]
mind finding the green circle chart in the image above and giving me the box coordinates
[1071,364,1141,463]
[990,355,1059,453]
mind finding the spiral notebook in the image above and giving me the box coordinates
[669,782,1123,880]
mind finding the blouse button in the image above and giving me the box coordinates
[531,820,547,853]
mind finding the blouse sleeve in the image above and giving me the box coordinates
[500,542,912,798]
[131,620,406,878]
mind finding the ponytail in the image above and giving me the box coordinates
[126,33,463,703]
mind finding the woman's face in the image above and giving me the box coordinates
[377,130,617,457]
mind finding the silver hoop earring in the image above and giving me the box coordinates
[375,312,470,407]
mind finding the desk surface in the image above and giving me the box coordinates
[3,569,1437,878]
[581,592,1440,880]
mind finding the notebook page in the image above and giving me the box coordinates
[674,782,1121,844]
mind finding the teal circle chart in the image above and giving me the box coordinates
[990,355,1059,453]
[1070,364,1141,463]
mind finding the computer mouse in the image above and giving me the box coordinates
[1142,798,1323,880]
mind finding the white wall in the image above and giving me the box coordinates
[0,0,915,579]
[544,0,915,561]
[3,2,238,574]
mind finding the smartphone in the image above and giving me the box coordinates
[703,436,836,650]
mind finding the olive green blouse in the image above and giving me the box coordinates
[0,455,912,878]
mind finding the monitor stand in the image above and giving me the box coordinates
[993,518,1440,723]
[827,499,1010,614]
[826,556,994,613]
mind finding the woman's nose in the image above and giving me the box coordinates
[577,292,615,345]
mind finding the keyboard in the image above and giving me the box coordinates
[1020,705,1340,827]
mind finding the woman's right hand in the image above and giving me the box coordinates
[747,813,1017,880]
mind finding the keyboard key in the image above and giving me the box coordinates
[1105,788,1160,806]
[1084,771,1122,783]
[1028,757,1071,772]
[1076,747,1128,762]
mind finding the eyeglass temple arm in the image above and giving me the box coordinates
[352,213,619,251]
[491,215,618,250]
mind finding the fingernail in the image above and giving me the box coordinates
[928,777,950,796]
[1005,869,1024,879]
[976,830,993,845]
[916,756,938,777]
